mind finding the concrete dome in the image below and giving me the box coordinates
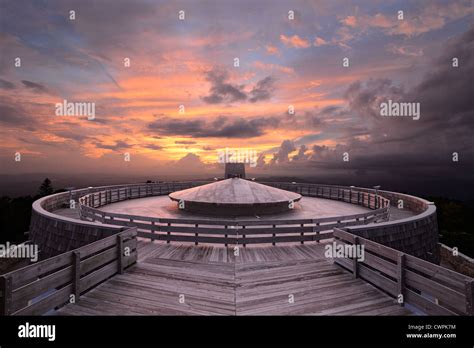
[169,178,302,216]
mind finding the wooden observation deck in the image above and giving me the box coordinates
[56,240,412,316]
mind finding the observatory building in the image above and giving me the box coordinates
[169,164,301,216]
[224,163,246,179]
[22,159,464,317]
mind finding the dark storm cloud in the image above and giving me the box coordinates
[175,140,197,145]
[292,144,309,161]
[0,104,27,125]
[201,68,276,104]
[271,139,296,164]
[300,105,349,128]
[0,79,15,89]
[414,28,474,127]
[345,78,406,120]
[148,115,279,138]
[0,102,37,130]
[94,140,130,151]
[344,26,474,151]
[265,26,474,180]
[144,144,163,150]
[249,76,276,102]
[54,130,90,142]
[201,69,247,104]
[21,80,50,94]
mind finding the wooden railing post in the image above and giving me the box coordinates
[300,223,304,244]
[117,234,124,274]
[72,251,81,301]
[272,224,276,246]
[397,253,405,306]
[225,225,228,247]
[167,223,171,243]
[353,236,359,279]
[465,279,474,315]
[242,225,246,247]
[0,275,12,316]
[195,224,199,245]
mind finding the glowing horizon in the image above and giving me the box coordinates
[0,0,473,184]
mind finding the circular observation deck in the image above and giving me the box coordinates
[168,178,302,216]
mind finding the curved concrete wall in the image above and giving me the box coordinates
[29,182,206,259]
[30,187,130,259]
[346,189,439,263]
[262,183,439,263]
[29,182,439,263]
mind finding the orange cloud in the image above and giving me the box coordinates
[265,45,279,55]
[280,34,311,48]
[341,15,357,27]
[254,61,294,74]
[339,2,474,38]
[313,36,328,46]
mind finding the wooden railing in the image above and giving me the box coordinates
[0,228,137,316]
[78,183,390,246]
[262,182,389,210]
[333,228,474,316]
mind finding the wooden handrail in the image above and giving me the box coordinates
[76,183,390,247]
[333,228,474,316]
[0,228,137,316]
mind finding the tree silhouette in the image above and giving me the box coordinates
[38,178,54,197]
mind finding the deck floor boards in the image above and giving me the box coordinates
[56,240,413,316]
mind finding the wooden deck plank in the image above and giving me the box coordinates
[56,241,414,316]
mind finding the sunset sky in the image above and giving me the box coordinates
[0,0,473,195]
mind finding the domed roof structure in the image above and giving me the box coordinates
[169,178,302,216]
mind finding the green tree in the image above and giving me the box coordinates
[38,178,54,197]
